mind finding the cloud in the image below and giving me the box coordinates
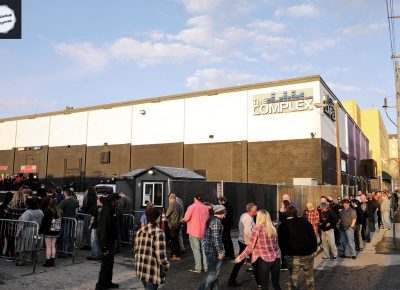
[275,4,319,18]
[181,0,224,14]
[247,20,286,33]
[180,0,252,16]
[302,37,338,55]
[0,96,40,114]
[279,64,315,73]
[328,82,362,93]
[110,37,209,66]
[54,42,109,71]
[186,68,259,90]
[338,22,387,37]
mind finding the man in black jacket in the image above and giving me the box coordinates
[319,202,338,259]
[278,206,317,290]
[218,196,235,259]
[95,193,120,290]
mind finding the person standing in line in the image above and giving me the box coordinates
[235,210,281,290]
[140,201,154,228]
[198,205,226,290]
[228,203,259,287]
[182,194,209,273]
[319,202,338,260]
[278,206,317,290]
[380,193,391,230]
[351,199,364,251]
[135,208,170,290]
[175,195,186,254]
[303,202,320,249]
[218,196,235,259]
[338,199,357,259]
[95,193,120,290]
[166,193,183,261]
[40,199,62,267]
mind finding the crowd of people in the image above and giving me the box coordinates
[1,186,399,290]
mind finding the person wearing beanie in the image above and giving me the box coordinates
[95,193,120,290]
[198,204,226,290]
[135,207,170,290]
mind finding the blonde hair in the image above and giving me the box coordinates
[10,191,25,208]
[306,202,315,211]
[256,210,276,238]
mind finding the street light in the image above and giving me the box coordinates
[314,100,342,186]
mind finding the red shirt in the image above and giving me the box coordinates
[304,209,320,232]
[237,225,280,263]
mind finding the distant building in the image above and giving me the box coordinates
[342,100,391,190]
[0,75,369,189]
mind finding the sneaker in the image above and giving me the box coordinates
[280,265,288,271]
[322,256,330,260]
[332,256,337,260]
[339,255,347,258]
[202,269,208,273]
[189,268,202,273]
[227,280,242,287]
[5,258,15,262]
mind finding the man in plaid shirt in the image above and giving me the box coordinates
[135,208,170,289]
[198,205,226,290]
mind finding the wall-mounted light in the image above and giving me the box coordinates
[104,142,108,146]
[67,145,71,148]
[140,109,146,115]
[209,134,214,139]
[310,132,316,138]
[148,170,154,175]
[33,146,42,151]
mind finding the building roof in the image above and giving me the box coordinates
[0,75,322,122]
[152,166,206,180]
[120,168,147,178]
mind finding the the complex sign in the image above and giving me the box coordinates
[253,88,314,115]
[20,165,37,173]
[323,95,336,121]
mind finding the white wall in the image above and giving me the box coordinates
[15,117,50,147]
[338,108,349,154]
[87,106,133,146]
[0,121,17,150]
[184,92,247,144]
[247,81,321,142]
[49,112,88,146]
[132,99,185,145]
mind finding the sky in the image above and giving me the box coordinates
[0,0,399,133]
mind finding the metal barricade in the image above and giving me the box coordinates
[57,217,77,262]
[0,218,41,274]
[120,214,135,245]
[76,213,92,248]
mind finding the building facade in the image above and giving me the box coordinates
[342,100,391,190]
[0,75,369,188]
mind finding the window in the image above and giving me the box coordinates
[271,92,275,101]
[291,90,296,98]
[142,182,164,207]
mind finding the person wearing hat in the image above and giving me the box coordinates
[337,199,357,259]
[198,204,226,290]
[95,193,121,290]
[135,207,170,290]
[319,202,338,260]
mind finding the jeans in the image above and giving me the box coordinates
[382,211,391,229]
[189,236,208,271]
[170,225,181,257]
[354,224,363,249]
[91,229,100,258]
[229,241,260,285]
[258,258,281,290]
[198,254,222,290]
[339,228,356,257]
[142,281,159,290]
[321,229,338,258]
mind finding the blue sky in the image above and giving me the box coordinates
[0,0,398,132]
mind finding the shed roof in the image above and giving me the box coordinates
[152,166,205,180]
[120,168,146,178]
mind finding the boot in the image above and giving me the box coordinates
[43,259,51,267]
[50,258,55,267]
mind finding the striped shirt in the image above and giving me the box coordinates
[237,225,281,263]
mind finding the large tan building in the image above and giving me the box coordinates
[388,134,399,190]
[342,100,391,189]
[0,75,369,189]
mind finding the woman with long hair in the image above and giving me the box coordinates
[4,191,27,260]
[40,199,62,267]
[235,210,281,290]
